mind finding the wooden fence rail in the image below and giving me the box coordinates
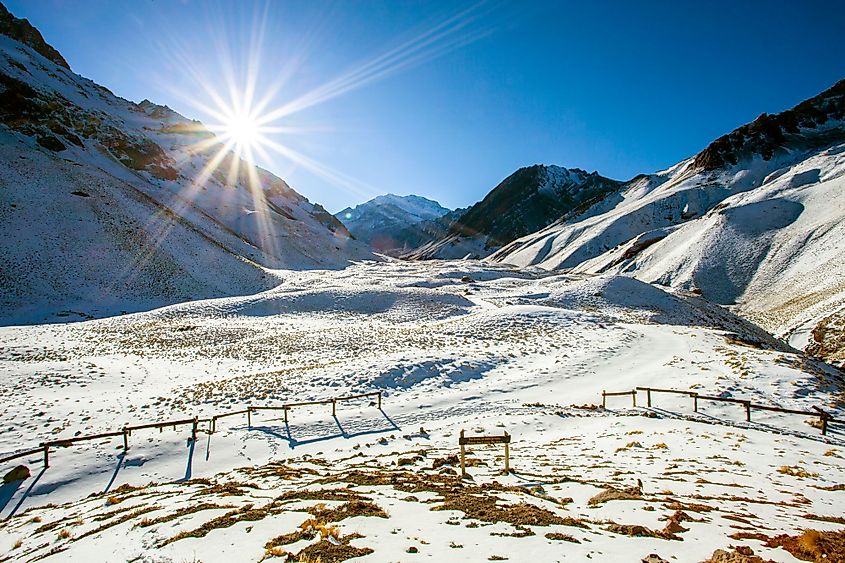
[1,391,384,471]
[600,386,843,436]
[601,389,637,408]
[247,391,382,425]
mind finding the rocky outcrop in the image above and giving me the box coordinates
[0,2,69,69]
[693,79,845,170]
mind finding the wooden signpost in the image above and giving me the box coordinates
[458,430,511,476]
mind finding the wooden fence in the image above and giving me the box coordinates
[0,391,383,469]
[601,386,839,436]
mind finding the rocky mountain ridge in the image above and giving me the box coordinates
[408,164,623,260]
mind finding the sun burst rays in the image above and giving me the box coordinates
[127,1,493,275]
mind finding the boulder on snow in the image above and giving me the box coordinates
[3,464,30,483]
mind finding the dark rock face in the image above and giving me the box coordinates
[101,133,178,179]
[0,2,70,69]
[693,79,845,171]
[36,134,64,151]
[0,65,180,179]
[449,165,622,248]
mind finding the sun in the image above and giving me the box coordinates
[226,112,259,147]
[218,109,264,160]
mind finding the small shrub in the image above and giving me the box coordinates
[57,529,72,540]
[12,538,22,549]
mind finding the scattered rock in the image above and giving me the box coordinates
[702,546,774,563]
[3,465,30,483]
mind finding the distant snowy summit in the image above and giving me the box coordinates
[408,165,622,260]
[336,194,453,256]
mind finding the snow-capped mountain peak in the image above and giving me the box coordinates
[335,194,451,255]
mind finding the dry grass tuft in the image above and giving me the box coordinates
[702,546,772,562]
[778,465,818,478]
[545,532,580,543]
[263,545,289,558]
[294,533,373,563]
[12,538,22,550]
[587,485,642,506]
[604,521,680,541]
[615,441,643,452]
[136,502,234,528]
[306,500,388,522]
[433,490,587,529]
[164,504,276,545]
[57,529,72,540]
[802,514,845,525]
[730,528,845,563]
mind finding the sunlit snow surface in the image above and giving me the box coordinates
[0,261,843,561]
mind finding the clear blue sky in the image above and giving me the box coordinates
[6,0,844,212]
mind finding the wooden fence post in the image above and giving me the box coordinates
[459,430,466,477]
[42,444,49,468]
[601,391,606,408]
[122,427,129,451]
[744,401,751,422]
[332,399,337,417]
[813,407,829,435]
[191,417,198,443]
[646,388,652,407]
[377,391,382,409]
[283,407,289,425]
[632,390,637,407]
[504,432,510,473]
[693,393,698,412]
[247,407,252,428]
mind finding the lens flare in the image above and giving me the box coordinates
[122,1,494,278]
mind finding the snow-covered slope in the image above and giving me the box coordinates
[1,260,843,562]
[409,165,622,260]
[492,80,845,365]
[336,194,450,255]
[0,9,373,324]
